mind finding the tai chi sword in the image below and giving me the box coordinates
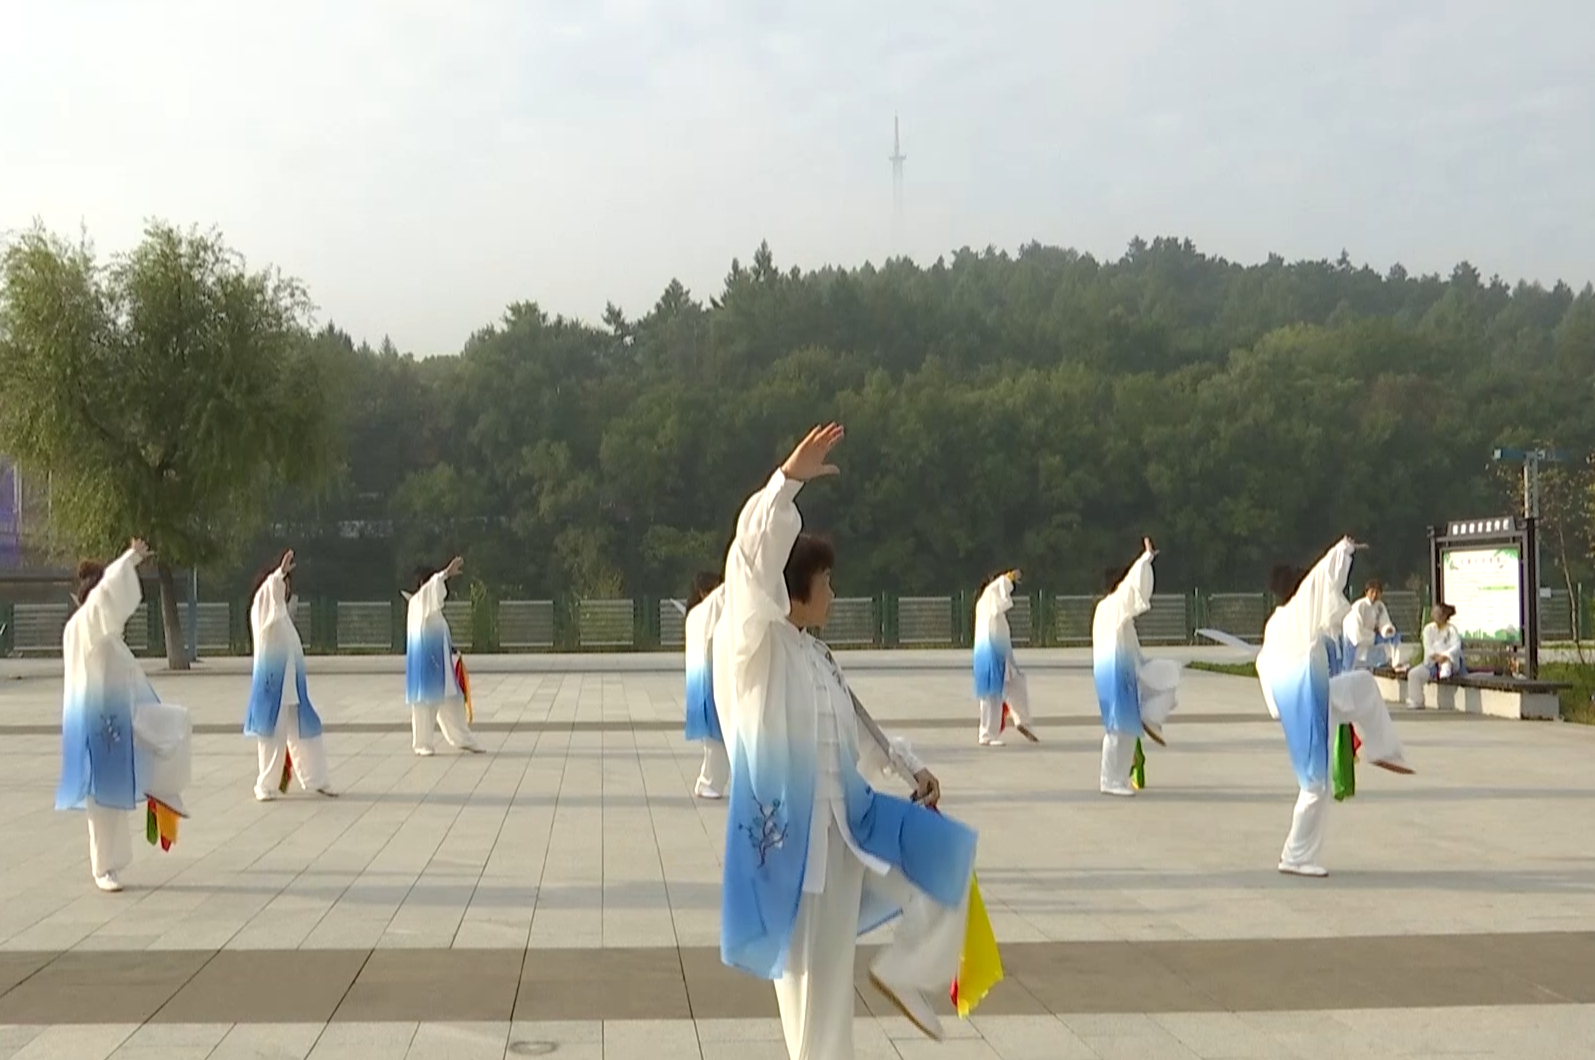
[816,643,927,802]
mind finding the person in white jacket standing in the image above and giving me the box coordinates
[57,539,192,892]
[971,570,1037,746]
[405,557,484,755]
[684,570,729,798]
[245,549,334,801]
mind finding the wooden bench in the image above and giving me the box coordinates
[1370,666,1569,721]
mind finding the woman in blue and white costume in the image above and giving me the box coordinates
[57,539,191,893]
[405,556,483,756]
[716,423,976,1060]
[972,570,1037,746]
[1092,538,1180,796]
[1258,537,1413,879]
[684,570,729,798]
[246,549,335,801]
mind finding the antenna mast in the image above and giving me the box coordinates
[889,114,906,255]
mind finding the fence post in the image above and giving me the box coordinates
[554,595,576,652]
[638,595,659,650]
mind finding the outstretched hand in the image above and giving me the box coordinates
[1143,536,1156,557]
[130,539,151,561]
[780,423,843,482]
[280,549,296,575]
[445,556,465,578]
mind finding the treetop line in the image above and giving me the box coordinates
[2,221,1593,669]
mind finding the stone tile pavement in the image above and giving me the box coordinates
[1,649,1593,1057]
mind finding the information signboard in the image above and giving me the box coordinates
[1438,544,1522,642]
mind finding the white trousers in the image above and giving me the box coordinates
[1100,732,1138,788]
[254,704,330,797]
[977,695,1005,742]
[1280,670,1407,868]
[775,824,969,1060]
[977,663,1032,742]
[1406,660,1455,707]
[85,797,132,880]
[410,700,478,753]
[695,739,729,796]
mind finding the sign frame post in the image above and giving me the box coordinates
[1427,516,1539,679]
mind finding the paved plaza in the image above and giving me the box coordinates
[1,648,1593,1058]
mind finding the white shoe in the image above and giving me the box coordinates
[1278,861,1329,878]
[462,744,486,755]
[869,971,944,1041]
[694,784,723,800]
[979,738,1005,747]
[94,872,123,893]
[253,788,278,802]
[414,747,436,757]
[1100,783,1136,797]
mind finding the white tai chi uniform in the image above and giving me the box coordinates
[1406,621,1463,708]
[1258,539,1409,875]
[715,470,979,1060]
[1343,596,1399,669]
[1092,549,1179,794]
[972,573,1031,744]
[56,549,193,890]
[404,569,482,755]
[776,639,970,1060]
[245,570,331,799]
[684,585,729,797]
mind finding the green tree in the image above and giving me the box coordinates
[0,221,336,667]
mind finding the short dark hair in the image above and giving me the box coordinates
[1434,601,1456,621]
[784,534,835,603]
[1364,578,1383,595]
[413,565,436,592]
[687,570,723,610]
[1269,564,1309,602]
[74,559,105,600]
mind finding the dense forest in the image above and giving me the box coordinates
[242,238,1595,600]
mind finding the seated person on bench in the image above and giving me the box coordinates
[1406,603,1463,708]
[1342,579,1400,670]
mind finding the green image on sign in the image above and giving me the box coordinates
[1439,546,1521,643]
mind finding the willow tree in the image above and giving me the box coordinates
[0,221,335,668]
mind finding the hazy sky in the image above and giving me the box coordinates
[3,0,1591,354]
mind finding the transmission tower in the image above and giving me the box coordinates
[889,114,905,255]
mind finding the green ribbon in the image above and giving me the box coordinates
[1331,723,1357,802]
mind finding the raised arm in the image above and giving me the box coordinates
[76,543,147,645]
[413,556,463,618]
[1110,547,1156,620]
[1274,537,1358,648]
[978,574,1015,615]
[720,425,842,667]
[251,550,294,638]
